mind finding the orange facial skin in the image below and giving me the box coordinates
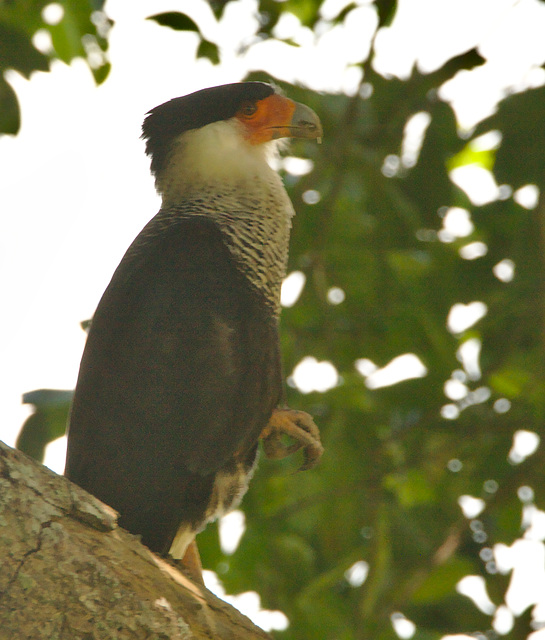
[235,93,322,145]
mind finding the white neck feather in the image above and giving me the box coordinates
[157,119,283,207]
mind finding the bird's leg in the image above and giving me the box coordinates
[260,408,323,470]
[180,540,204,585]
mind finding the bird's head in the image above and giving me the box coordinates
[142,82,322,202]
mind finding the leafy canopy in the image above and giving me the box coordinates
[7,1,545,638]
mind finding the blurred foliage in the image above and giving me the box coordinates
[0,0,112,134]
[12,0,545,638]
[147,12,220,65]
[17,389,72,462]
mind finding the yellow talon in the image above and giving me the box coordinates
[260,408,323,470]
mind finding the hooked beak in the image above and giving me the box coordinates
[281,101,323,141]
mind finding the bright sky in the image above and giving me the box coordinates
[2,0,545,634]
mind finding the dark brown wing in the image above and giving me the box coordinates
[65,215,282,552]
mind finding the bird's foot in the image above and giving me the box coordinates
[260,408,323,470]
[178,540,204,585]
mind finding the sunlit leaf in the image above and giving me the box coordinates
[448,146,495,172]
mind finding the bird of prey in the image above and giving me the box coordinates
[65,82,323,579]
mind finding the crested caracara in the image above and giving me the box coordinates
[65,82,323,578]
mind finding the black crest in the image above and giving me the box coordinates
[142,82,275,177]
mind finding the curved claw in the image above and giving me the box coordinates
[260,408,323,471]
[299,440,323,471]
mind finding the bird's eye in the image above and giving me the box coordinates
[239,102,258,118]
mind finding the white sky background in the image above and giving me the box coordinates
[2,0,545,457]
[2,0,545,634]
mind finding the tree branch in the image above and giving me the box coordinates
[0,440,272,640]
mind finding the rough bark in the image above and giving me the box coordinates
[0,440,272,640]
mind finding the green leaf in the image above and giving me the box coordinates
[48,7,86,63]
[331,2,358,24]
[197,38,220,64]
[256,0,321,33]
[147,12,200,33]
[411,558,476,604]
[448,145,495,171]
[284,0,320,27]
[0,0,111,89]
[0,23,49,77]
[475,84,545,190]
[488,368,531,397]
[92,60,111,85]
[375,0,398,27]
[384,470,436,507]
[17,389,73,462]
[208,1,233,20]
[400,98,467,220]
[0,75,20,135]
